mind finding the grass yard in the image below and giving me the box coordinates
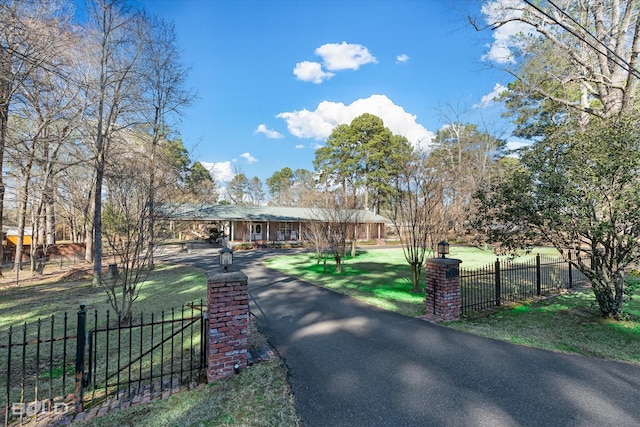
[265,246,640,365]
[0,263,207,331]
[0,261,300,426]
[264,246,560,317]
[76,334,300,427]
[446,290,640,365]
[265,248,427,316]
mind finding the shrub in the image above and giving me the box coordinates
[233,243,256,251]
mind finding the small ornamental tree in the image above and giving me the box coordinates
[474,116,640,319]
[303,218,328,264]
[101,144,158,326]
[386,151,447,293]
[312,196,362,274]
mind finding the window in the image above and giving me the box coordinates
[278,222,293,240]
[278,222,293,233]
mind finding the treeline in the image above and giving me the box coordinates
[0,0,213,279]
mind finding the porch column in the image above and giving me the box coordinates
[298,222,302,241]
[230,222,235,242]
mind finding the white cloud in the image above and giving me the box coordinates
[255,124,284,139]
[240,152,258,163]
[506,139,530,150]
[293,61,335,83]
[396,54,409,64]
[505,139,532,157]
[276,94,434,150]
[315,42,377,71]
[295,144,305,149]
[201,161,233,183]
[294,42,376,83]
[474,83,508,108]
[481,0,535,64]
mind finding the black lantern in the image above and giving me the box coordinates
[219,247,234,272]
[437,241,449,258]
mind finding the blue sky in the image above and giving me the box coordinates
[137,0,521,185]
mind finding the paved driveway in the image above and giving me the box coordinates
[166,245,640,426]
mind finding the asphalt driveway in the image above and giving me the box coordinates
[166,244,640,427]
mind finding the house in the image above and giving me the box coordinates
[4,226,32,246]
[163,204,390,246]
[2,226,33,263]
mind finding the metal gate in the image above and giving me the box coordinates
[81,302,208,411]
[2,302,207,426]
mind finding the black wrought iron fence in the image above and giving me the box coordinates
[0,256,86,285]
[1,301,206,426]
[460,253,590,315]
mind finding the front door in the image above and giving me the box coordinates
[250,223,263,241]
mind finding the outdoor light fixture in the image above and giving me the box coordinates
[437,241,450,259]
[219,247,234,272]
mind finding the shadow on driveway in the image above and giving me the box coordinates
[166,245,640,427]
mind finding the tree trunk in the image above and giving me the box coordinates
[84,176,96,263]
[14,158,34,272]
[592,276,625,319]
[0,48,10,275]
[85,194,94,263]
[148,162,156,269]
[411,263,421,293]
[92,145,105,286]
[30,207,40,274]
[14,190,27,272]
[45,184,55,245]
[147,108,159,269]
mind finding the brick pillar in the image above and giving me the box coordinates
[425,258,462,321]
[207,271,248,382]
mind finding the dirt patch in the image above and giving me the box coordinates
[0,262,93,290]
[57,266,93,282]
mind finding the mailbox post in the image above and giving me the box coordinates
[425,256,462,321]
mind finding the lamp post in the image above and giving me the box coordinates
[437,241,449,259]
[219,247,234,272]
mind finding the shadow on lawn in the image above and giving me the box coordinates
[248,252,640,426]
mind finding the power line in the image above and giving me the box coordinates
[545,0,640,79]
[522,0,640,80]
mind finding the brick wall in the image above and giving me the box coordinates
[425,258,462,321]
[206,271,248,382]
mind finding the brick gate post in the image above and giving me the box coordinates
[425,258,462,321]
[206,271,248,382]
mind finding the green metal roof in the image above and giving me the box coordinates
[162,204,390,223]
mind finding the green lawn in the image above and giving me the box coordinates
[265,246,640,365]
[76,346,299,427]
[265,248,427,316]
[0,263,207,331]
[0,262,300,427]
[264,246,560,317]
[446,291,640,365]
[447,245,560,269]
